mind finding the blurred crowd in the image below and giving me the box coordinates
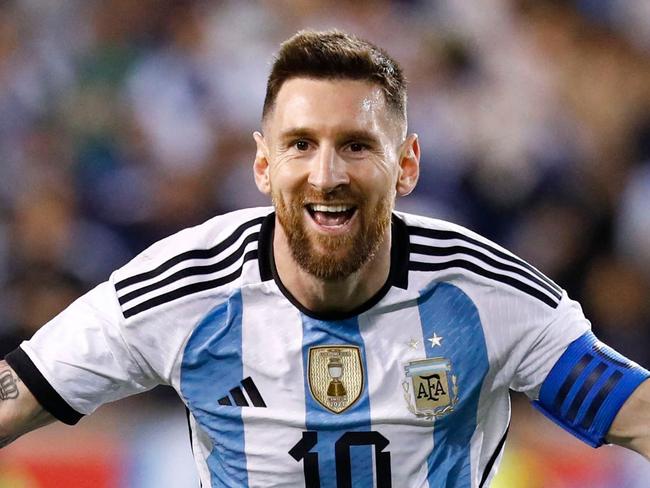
[0,0,649,485]
[3,0,648,367]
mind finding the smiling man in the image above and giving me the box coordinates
[256,74,417,314]
[1,30,649,488]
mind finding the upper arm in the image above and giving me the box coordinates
[0,360,55,448]
[607,377,650,460]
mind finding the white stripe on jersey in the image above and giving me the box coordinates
[188,410,214,487]
[240,283,308,487]
[358,303,434,487]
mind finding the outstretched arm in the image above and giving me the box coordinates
[607,378,650,461]
[0,360,55,448]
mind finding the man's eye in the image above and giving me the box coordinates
[295,140,309,151]
[348,142,367,152]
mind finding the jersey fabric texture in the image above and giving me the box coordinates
[6,207,642,488]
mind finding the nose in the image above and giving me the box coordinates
[307,145,349,192]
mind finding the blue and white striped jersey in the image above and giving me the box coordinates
[9,207,602,487]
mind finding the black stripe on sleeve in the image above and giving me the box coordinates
[479,423,509,488]
[409,243,561,301]
[408,226,562,295]
[118,232,259,307]
[579,370,624,430]
[241,377,266,408]
[122,250,258,318]
[408,259,559,308]
[5,347,83,425]
[115,216,265,291]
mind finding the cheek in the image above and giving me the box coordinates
[268,170,293,196]
[360,165,397,195]
[269,174,305,207]
[270,158,308,189]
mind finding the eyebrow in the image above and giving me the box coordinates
[279,127,381,146]
[279,127,316,142]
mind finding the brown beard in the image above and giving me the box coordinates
[273,187,392,281]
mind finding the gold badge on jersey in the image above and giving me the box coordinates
[403,357,458,419]
[308,345,363,414]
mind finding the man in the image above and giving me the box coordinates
[1,30,649,488]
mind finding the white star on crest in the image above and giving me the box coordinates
[428,333,443,347]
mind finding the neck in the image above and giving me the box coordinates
[273,219,392,315]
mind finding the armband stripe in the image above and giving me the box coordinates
[593,346,632,370]
[554,353,592,411]
[579,370,622,430]
[566,362,607,423]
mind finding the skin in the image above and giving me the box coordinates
[0,77,648,464]
[607,378,650,459]
[0,360,54,448]
[254,78,419,313]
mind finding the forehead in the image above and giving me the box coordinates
[266,78,394,137]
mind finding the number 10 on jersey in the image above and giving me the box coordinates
[289,430,392,487]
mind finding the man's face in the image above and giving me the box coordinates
[257,78,408,281]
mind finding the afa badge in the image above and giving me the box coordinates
[403,357,458,419]
[308,345,363,414]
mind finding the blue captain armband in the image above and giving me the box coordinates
[533,331,650,448]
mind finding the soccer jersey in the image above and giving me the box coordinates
[7,207,605,487]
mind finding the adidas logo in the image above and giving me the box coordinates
[218,376,267,407]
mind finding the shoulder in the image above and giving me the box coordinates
[111,207,272,320]
[116,207,270,277]
[396,211,563,311]
[397,211,512,254]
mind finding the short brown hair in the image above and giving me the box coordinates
[262,29,407,122]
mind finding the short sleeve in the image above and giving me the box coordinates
[510,292,591,399]
[5,281,160,424]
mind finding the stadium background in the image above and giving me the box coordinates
[1,0,649,486]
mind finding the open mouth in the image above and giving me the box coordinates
[306,203,357,228]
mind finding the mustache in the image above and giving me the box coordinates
[297,187,361,205]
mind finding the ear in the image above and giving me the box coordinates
[396,133,420,196]
[253,131,271,196]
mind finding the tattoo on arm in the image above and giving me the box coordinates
[0,362,55,449]
[0,368,21,401]
[0,366,21,447]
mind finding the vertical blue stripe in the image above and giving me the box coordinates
[180,291,248,488]
[301,315,374,488]
[417,283,489,488]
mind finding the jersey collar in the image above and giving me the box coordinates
[257,211,409,320]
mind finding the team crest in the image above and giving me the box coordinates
[403,357,458,419]
[308,345,363,414]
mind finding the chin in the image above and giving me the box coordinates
[274,190,392,281]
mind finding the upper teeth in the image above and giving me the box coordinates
[310,204,353,213]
